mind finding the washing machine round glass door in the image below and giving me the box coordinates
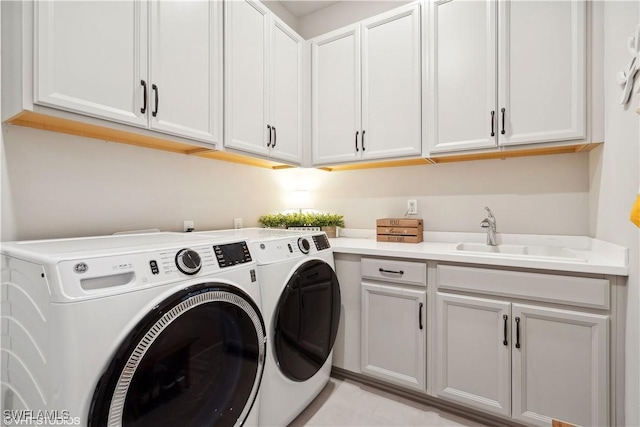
[273,259,341,382]
[88,284,265,427]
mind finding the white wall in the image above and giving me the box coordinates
[0,125,284,241]
[590,2,640,425]
[298,0,411,39]
[263,1,300,32]
[271,153,591,235]
[1,124,592,241]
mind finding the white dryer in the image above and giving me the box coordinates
[198,228,341,426]
[1,232,266,427]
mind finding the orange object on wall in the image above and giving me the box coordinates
[630,194,640,228]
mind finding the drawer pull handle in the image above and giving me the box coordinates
[503,315,508,346]
[419,302,423,330]
[355,131,359,152]
[378,268,404,275]
[515,317,521,349]
[500,107,506,135]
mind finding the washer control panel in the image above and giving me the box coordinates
[55,238,256,300]
[213,241,252,268]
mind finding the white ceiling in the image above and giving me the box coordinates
[279,1,340,18]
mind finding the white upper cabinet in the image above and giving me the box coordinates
[312,25,361,165]
[35,0,223,145]
[225,0,270,157]
[312,3,422,165]
[149,1,222,143]
[36,1,148,127]
[271,20,304,163]
[498,1,586,146]
[225,0,303,164]
[428,0,586,154]
[361,6,422,160]
[429,0,497,152]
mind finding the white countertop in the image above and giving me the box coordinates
[329,230,629,276]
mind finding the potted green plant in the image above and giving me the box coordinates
[258,212,344,237]
[257,213,287,229]
[310,213,344,238]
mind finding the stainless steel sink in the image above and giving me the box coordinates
[455,243,587,262]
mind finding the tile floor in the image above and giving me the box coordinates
[290,377,491,427]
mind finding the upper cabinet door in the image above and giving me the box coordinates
[498,0,586,146]
[312,26,361,165]
[225,0,270,155]
[270,18,303,164]
[361,4,422,160]
[149,0,222,144]
[35,0,148,127]
[428,0,497,153]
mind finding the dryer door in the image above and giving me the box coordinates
[88,283,265,427]
[273,259,341,382]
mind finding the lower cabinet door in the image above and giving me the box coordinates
[511,304,609,427]
[435,292,511,417]
[361,282,426,390]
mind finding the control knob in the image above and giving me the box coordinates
[297,237,311,254]
[175,248,202,275]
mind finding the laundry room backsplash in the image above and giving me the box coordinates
[272,153,591,236]
[0,125,281,241]
[2,124,591,241]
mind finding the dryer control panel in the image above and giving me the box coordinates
[312,234,331,251]
[251,233,332,265]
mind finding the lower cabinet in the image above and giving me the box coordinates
[360,257,427,391]
[361,283,426,391]
[436,292,609,427]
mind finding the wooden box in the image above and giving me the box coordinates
[376,218,423,243]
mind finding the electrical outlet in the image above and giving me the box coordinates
[407,200,418,215]
[183,220,194,232]
[234,218,243,229]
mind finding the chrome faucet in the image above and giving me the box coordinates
[480,207,497,246]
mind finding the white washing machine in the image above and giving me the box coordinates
[1,232,266,427]
[198,228,341,426]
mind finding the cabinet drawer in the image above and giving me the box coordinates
[437,265,609,309]
[361,258,426,287]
